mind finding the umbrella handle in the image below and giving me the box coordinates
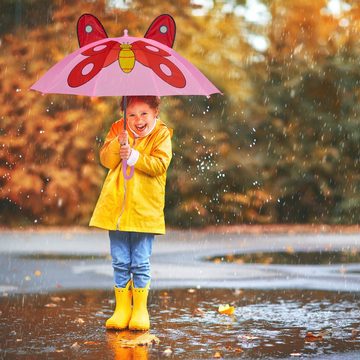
[121,96,134,179]
[122,160,134,180]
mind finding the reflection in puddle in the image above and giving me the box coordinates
[0,289,359,359]
[206,250,360,265]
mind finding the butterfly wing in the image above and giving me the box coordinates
[144,14,176,48]
[77,13,108,47]
[132,41,186,88]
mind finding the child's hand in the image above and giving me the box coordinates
[118,130,131,160]
[120,144,131,160]
[118,130,128,146]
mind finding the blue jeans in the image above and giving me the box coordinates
[109,231,154,288]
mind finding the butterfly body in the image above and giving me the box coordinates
[119,44,135,73]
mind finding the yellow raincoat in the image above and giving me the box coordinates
[89,118,172,234]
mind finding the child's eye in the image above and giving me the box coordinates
[141,112,148,116]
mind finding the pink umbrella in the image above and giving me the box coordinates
[31,14,221,178]
[31,30,220,97]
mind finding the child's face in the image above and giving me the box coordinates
[126,100,158,137]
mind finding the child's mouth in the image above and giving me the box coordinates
[135,124,147,132]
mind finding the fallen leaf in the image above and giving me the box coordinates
[188,288,196,293]
[70,342,80,349]
[55,349,64,353]
[213,351,222,358]
[163,348,173,356]
[351,329,359,338]
[233,289,243,296]
[192,308,205,317]
[160,292,171,299]
[218,304,235,315]
[262,256,273,265]
[239,334,259,340]
[305,331,323,342]
[50,296,65,302]
[24,276,31,281]
[74,318,85,324]
[84,341,99,345]
[290,353,302,357]
[34,270,41,277]
[119,333,160,348]
[44,303,57,308]
[285,246,295,254]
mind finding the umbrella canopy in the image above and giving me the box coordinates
[31,30,221,97]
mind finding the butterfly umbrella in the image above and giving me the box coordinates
[31,14,221,178]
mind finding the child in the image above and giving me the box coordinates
[89,96,172,331]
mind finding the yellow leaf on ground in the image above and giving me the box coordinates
[119,333,160,348]
[218,304,235,315]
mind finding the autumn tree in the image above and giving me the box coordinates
[254,0,360,223]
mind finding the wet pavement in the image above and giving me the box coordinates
[1,288,360,359]
[0,229,359,359]
[0,230,359,293]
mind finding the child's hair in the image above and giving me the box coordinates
[121,96,161,112]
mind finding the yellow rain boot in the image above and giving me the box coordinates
[129,282,150,331]
[106,280,132,330]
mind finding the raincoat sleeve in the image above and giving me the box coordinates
[135,128,172,177]
[99,122,121,170]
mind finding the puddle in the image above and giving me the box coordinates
[206,251,360,265]
[0,289,359,359]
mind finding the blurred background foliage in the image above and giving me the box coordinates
[0,0,359,227]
